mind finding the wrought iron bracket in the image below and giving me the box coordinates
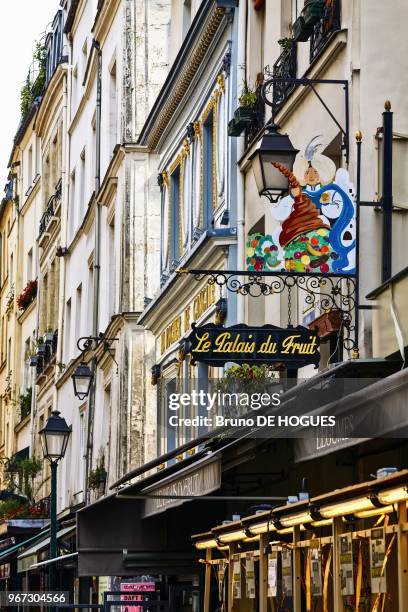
[261,76,350,164]
[76,334,119,371]
[177,268,358,353]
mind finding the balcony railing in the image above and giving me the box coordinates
[39,181,62,238]
[272,40,297,111]
[310,0,341,62]
[45,9,64,85]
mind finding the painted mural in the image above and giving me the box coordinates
[247,137,356,275]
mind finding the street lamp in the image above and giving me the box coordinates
[72,362,93,400]
[39,411,71,594]
[249,124,299,202]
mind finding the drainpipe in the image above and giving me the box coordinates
[236,0,247,321]
[84,39,102,504]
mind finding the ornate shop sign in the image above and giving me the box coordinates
[247,144,356,275]
[188,323,320,368]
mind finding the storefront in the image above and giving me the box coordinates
[193,470,408,611]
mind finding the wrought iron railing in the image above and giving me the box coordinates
[310,0,341,62]
[39,181,62,238]
[272,41,298,110]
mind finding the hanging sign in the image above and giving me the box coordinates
[232,554,242,599]
[267,551,279,598]
[217,560,228,602]
[282,549,293,598]
[339,533,354,596]
[370,527,387,593]
[245,553,256,599]
[188,323,320,368]
[310,540,322,596]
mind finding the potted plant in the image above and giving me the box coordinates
[228,81,258,137]
[302,0,325,26]
[308,309,343,340]
[44,329,54,344]
[292,15,314,42]
[88,455,107,495]
[16,279,37,311]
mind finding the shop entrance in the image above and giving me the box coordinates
[168,583,200,612]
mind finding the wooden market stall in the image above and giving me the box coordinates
[192,469,408,611]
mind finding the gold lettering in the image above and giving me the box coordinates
[194,332,212,353]
[281,335,318,355]
[214,332,255,354]
[184,306,191,333]
[259,336,278,354]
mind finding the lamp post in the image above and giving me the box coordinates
[248,123,299,202]
[72,361,94,400]
[39,411,71,596]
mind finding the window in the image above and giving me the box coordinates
[183,0,192,38]
[75,284,82,341]
[26,249,33,284]
[203,110,215,227]
[81,38,88,80]
[109,61,117,156]
[23,338,31,391]
[72,63,78,107]
[27,146,33,188]
[64,298,71,362]
[79,410,86,493]
[170,166,181,267]
[87,262,94,336]
[9,253,13,286]
[108,218,115,318]
[69,169,76,237]
[79,149,86,219]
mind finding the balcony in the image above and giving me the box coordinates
[38,180,62,247]
[310,0,341,62]
[45,9,65,85]
[271,40,297,111]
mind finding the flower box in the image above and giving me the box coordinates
[17,280,37,311]
[228,107,257,137]
[308,309,343,340]
[302,0,325,25]
[293,16,314,42]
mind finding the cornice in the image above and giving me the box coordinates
[137,0,227,151]
[92,0,121,46]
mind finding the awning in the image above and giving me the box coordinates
[0,529,50,563]
[17,526,75,573]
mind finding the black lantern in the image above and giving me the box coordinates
[72,361,93,400]
[249,124,299,202]
[39,410,71,463]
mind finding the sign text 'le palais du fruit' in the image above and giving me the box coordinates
[188,323,320,368]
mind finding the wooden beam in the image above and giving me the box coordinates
[293,525,302,612]
[397,501,408,611]
[259,534,268,612]
[332,517,344,612]
[203,548,212,612]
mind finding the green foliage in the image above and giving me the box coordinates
[239,80,258,109]
[278,37,294,53]
[20,42,47,119]
[88,455,107,491]
[216,364,276,394]
[4,455,43,504]
[18,388,32,421]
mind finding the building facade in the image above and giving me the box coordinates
[0,0,408,610]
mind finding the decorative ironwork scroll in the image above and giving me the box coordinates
[177,269,357,353]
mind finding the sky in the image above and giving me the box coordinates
[0,0,60,187]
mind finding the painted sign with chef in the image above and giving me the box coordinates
[247,137,356,275]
